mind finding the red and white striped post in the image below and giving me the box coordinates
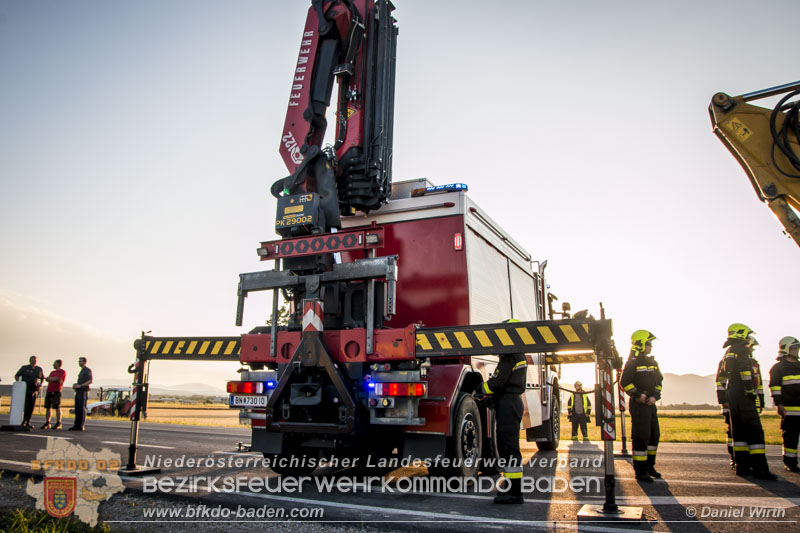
[302,299,324,333]
[599,359,616,441]
[617,373,629,456]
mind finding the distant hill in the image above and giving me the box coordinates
[656,373,772,408]
[559,373,775,409]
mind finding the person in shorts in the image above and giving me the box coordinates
[42,359,66,429]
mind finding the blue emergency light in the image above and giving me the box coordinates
[426,183,468,193]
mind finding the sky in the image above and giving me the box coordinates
[1,0,798,391]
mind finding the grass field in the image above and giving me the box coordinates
[559,412,783,445]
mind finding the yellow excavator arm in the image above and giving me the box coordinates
[709,81,800,247]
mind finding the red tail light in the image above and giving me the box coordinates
[227,381,263,394]
[375,382,426,397]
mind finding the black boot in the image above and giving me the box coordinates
[634,462,653,483]
[753,469,778,480]
[646,455,661,479]
[785,459,800,473]
[751,454,777,480]
[493,478,524,504]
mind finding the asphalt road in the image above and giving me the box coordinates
[2,413,798,532]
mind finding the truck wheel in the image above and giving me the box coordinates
[430,393,482,477]
[536,386,560,451]
[479,410,501,476]
[263,453,318,477]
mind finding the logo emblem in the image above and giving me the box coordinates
[44,477,77,518]
[282,131,304,165]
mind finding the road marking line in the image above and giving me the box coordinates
[614,476,751,487]
[212,451,260,456]
[101,441,175,449]
[172,484,636,533]
[0,459,33,468]
[15,434,72,440]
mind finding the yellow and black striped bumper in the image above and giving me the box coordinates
[415,319,609,360]
[135,336,241,361]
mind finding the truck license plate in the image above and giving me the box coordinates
[229,395,268,408]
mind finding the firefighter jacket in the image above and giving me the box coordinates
[568,392,591,416]
[715,358,729,405]
[723,340,756,395]
[482,353,527,396]
[769,357,800,413]
[752,357,766,410]
[621,352,663,401]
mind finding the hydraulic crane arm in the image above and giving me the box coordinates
[709,81,800,246]
[274,0,397,237]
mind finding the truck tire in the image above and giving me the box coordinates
[429,393,482,477]
[479,410,501,476]
[536,384,560,451]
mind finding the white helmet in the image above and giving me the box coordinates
[778,336,800,356]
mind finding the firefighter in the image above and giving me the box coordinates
[715,356,735,467]
[568,381,591,441]
[724,323,777,480]
[768,336,800,473]
[621,330,663,482]
[476,319,527,504]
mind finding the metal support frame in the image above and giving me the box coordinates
[119,334,160,476]
[266,298,356,433]
[119,332,242,476]
[578,307,641,523]
[236,255,398,327]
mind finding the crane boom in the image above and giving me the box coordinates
[274,0,397,240]
[709,81,800,246]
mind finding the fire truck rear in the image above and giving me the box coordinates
[231,179,570,476]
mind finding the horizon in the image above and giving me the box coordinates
[2,1,799,389]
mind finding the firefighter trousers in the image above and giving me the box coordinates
[495,394,523,493]
[728,392,768,472]
[723,410,734,462]
[630,402,659,473]
[781,415,800,468]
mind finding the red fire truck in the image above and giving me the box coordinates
[228,178,575,476]
[127,0,616,477]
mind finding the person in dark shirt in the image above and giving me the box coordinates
[621,330,663,482]
[476,319,528,504]
[769,336,800,472]
[14,355,45,429]
[724,323,776,480]
[69,357,93,431]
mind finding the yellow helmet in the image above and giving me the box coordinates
[727,323,754,341]
[503,318,521,323]
[779,336,800,355]
[631,330,656,352]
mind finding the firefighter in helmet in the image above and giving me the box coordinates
[476,319,527,504]
[715,354,735,467]
[716,334,763,469]
[724,323,777,480]
[768,336,800,473]
[620,329,663,482]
